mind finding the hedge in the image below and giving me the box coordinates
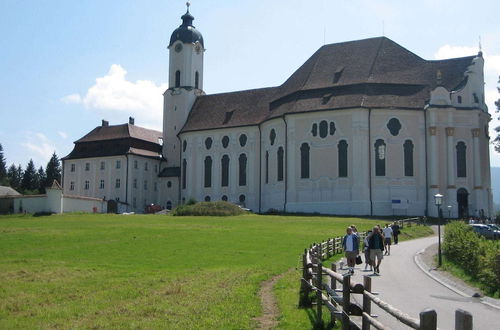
[171,201,246,216]
[443,221,500,296]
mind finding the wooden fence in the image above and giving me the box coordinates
[299,220,473,330]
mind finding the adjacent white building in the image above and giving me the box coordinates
[63,5,494,217]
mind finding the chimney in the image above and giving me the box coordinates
[129,117,135,125]
[102,120,109,127]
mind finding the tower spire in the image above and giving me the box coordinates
[186,1,190,13]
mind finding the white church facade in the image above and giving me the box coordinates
[62,6,493,218]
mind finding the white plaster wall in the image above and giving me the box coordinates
[13,196,48,213]
[63,197,106,213]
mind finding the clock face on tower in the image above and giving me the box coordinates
[174,43,183,53]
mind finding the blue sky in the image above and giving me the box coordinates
[1,0,499,169]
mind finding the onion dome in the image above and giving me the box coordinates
[169,2,204,47]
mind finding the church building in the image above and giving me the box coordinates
[63,5,493,218]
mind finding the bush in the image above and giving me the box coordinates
[443,221,500,296]
[172,201,247,216]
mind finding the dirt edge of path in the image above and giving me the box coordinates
[254,268,295,329]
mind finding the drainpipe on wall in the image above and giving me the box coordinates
[424,107,429,216]
[258,125,262,213]
[368,108,373,216]
[125,154,129,211]
[177,135,182,205]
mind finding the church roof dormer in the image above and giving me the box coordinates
[169,2,204,47]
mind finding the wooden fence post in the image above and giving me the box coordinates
[455,309,472,330]
[299,249,311,307]
[316,262,324,327]
[330,263,337,326]
[342,275,351,330]
[362,275,371,330]
[419,308,437,330]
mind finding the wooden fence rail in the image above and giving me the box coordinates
[298,217,473,330]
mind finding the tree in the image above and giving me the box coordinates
[7,164,22,190]
[36,166,46,194]
[494,76,500,151]
[0,144,7,185]
[21,159,37,192]
[45,152,61,187]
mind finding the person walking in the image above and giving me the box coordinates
[368,226,384,274]
[391,222,400,244]
[363,230,373,271]
[350,225,359,236]
[342,227,359,275]
[382,224,393,255]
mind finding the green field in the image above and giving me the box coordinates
[0,213,432,329]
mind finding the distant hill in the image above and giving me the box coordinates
[491,167,500,210]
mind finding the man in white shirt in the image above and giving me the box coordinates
[382,224,393,255]
[342,227,359,274]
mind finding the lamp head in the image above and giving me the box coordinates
[434,193,443,206]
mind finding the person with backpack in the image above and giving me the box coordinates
[391,222,401,244]
[368,226,385,274]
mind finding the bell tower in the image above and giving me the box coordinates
[162,2,205,165]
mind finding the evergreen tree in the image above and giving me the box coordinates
[21,159,37,192]
[36,166,47,194]
[494,76,500,151]
[45,152,61,187]
[7,164,22,190]
[0,143,7,185]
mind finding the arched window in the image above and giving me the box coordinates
[182,159,187,189]
[221,155,229,187]
[175,70,181,88]
[312,123,318,137]
[239,134,247,147]
[204,156,212,188]
[183,140,187,152]
[204,196,210,202]
[375,139,386,176]
[277,147,284,182]
[457,95,462,104]
[239,154,247,186]
[221,195,228,202]
[265,151,269,184]
[195,71,199,89]
[300,143,310,179]
[319,120,328,138]
[338,140,348,177]
[404,140,414,177]
[239,194,246,203]
[222,136,229,148]
[270,129,276,145]
[456,142,467,177]
[166,201,172,210]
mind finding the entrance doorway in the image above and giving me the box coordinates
[107,200,118,214]
[457,188,468,218]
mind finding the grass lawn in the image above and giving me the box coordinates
[0,213,431,329]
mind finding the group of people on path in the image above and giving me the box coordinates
[342,222,401,276]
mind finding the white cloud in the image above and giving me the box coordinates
[61,64,166,129]
[21,132,57,165]
[58,131,68,139]
[60,93,82,104]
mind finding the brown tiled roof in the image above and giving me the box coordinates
[181,37,476,133]
[76,124,162,144]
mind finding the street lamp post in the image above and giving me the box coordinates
[434,194,443,267]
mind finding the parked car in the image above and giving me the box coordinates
[145,204,164,214]
[469,224,500,239]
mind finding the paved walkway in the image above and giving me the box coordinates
[338,235,500,329]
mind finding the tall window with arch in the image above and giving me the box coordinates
[195,71,199,89]
[300,143,310,179]
[456,142,467,177]
[182,159,187,189]
[221,155,229,187]
[338,140,348,177]
[204,156,212,188]
[239,154,247,186]
[403,140,414,177]
[175,70,181,88]
[277,147,284,182]
[375,139,386,176]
